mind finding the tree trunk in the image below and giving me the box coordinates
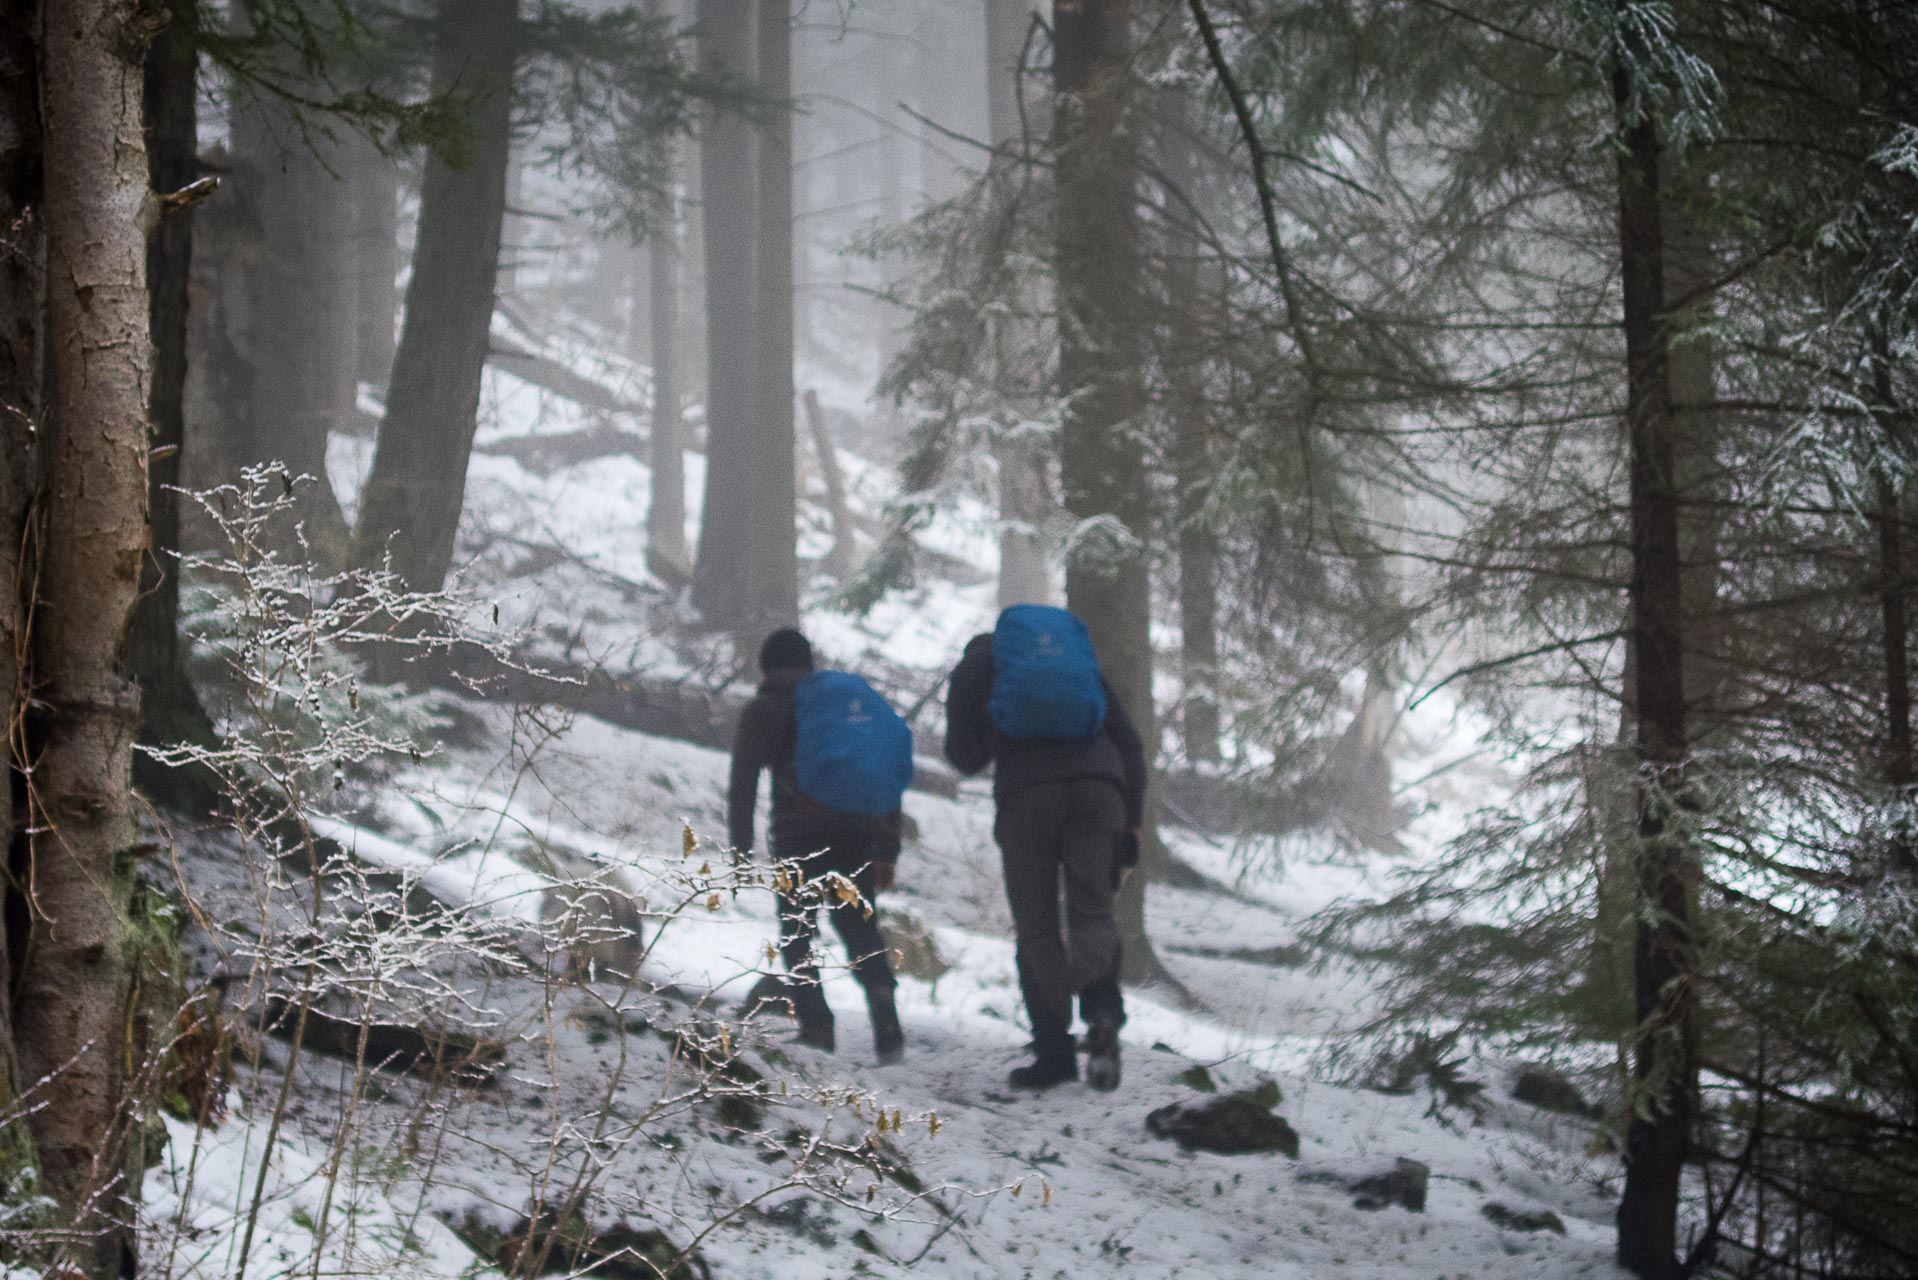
[691,0,757,629]
[645,3,689,585]
[1054,0,1164,985]
[133,0,218,808]
[233,42,354,566]
[802,389,855,581]
[0,0,42,1201]
[869,14,910,385]
[19,2,155,1270]
[350,132,399,395]
[178,136,260,506]
[985,0,1053,610]
[1160,91,1220,765]
[1611,32,1697,1280]
[1873,329,1915,873]
[352,0,518,602]
[748,0,797,629]
[1174,395,1221,763]
[645,195,689,581]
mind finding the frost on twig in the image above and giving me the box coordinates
[125,470,975,1279]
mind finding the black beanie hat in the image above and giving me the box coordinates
[759,627,814,673]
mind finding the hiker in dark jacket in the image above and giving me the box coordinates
[730,627,905,1063]
[944,629,1148,1090]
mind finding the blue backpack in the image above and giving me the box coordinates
[989,604,1107,740]
[792,670,915,816]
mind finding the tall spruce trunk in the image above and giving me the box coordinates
[1054,0,1164,984]
[1611,43,1697,1280]
[747,0,797,629]
[1591,162,1722,1037]
[233,58,354,566]
[1171,332,1220,763]
[645,0,689,584]
[353,0,518,600]
[985,0,1053,609]
[350,133,399,394]
[0,0,42,1198]
[1873,331,1915,872]
[133,0,217,806]
[691,0,757,629]
[645,189,689,581]
[1161,92,1220,764]
[19,2,156,1270]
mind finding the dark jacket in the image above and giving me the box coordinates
[942,634,1149,844]
[729,665,902,861]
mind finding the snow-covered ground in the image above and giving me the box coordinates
[146,700,1621,1280]
[138,322,1630,1279]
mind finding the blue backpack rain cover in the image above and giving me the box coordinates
[793,670,915,816]
[989,604,1108,740]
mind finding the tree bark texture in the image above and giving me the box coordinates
[1611,37,1698,1280]
[985,0,1053,610]
[1053,0,1164,985]
[748,0,797,630]
[0,0,42,1198]
[134,0,217,799]
[20,1,155,1270]
[353,0,519,597]
[233,50,354,565]
[691,0,757,628]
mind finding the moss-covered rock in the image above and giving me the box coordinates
[1351,1158,1429,1212]
[1146,1081,1298,1156]
[1482,1202,1566,1234]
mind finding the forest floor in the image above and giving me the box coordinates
[135,315,1632,1279]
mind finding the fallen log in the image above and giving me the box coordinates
[476,422,645,472]
[426,642,964,800]
[262,995,506,1084]
[487,339,644,416]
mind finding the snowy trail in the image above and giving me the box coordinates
[134,355,1635,1278]
[145,688,1625,1280]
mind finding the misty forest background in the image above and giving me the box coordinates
[1,0,1917,1277]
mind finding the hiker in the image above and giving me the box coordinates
[730,627,911,1064]
[943,605,1148,1091]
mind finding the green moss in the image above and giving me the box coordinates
[1176,1064,1218,1093]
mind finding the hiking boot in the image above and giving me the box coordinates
[1009,1036,1077,1090]
[1083,1020,1122,1093]
[790,979,836,1053]
[868,987,905,1065]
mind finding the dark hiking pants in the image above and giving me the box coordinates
[772,827,896,1015]
[996,778,1127,1047]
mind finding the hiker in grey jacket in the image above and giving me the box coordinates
[730,628,904,1063]
[944,630,1148,1090]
